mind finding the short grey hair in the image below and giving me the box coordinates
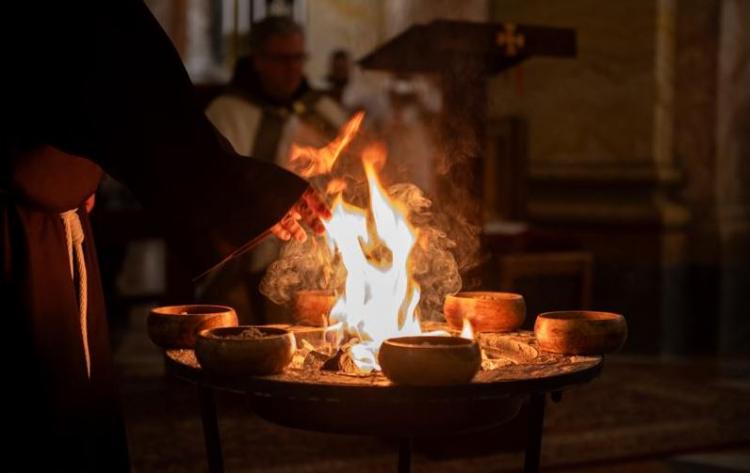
[248,16,304,54]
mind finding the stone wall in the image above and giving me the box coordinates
[305,0,385,85]
[305,0,488,86]
[675,0,720,266]
[672,0,720,354]
[488,0,699,353]
[489,0,656,172]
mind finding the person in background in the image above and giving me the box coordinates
[325,49,352,105]
[206,16,348,165]
[204,16,348,323]
[1,2,328,471]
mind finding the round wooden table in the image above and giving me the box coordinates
[165,330,602,473]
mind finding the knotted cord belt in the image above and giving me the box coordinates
[60,209,90,379]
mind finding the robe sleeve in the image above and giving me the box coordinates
[42,1,309,272]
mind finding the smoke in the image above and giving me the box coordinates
[431,63,488,286]
[262,68,487,320]
[261,178,462,321]
[259,234,344,305]
[389,183,462,320]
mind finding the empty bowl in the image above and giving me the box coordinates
[444,292,526,333]
[147,304,238,349]
[378,336,481,386]
[534,311,627,355]
[195,326,296,377]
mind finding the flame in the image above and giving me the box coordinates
[460,318,474,339]
[326,178,348,196]
[286,111,422,372]
[290,111,365,178]
[323,143,422,371]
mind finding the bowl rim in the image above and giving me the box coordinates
[197,325,292,341]
[447,291,524,301]
[382,335,477,349]
[537,310,624,322]
[150,304,236,317]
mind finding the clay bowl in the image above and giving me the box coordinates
[378,336,481,386]
[293,290,336,327]
[195,326,296,377]
[147,305,238,349]
[444,292,526,333]
[534,311,627,355]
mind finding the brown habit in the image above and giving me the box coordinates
[1,1,308,471]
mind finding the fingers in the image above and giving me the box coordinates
[298,204,325,235]
[270,223,291,241]
[84,194,96,214]
[297,188,330,235]
[303,188,332,220]
[287,212,307,241]
[272,188,331,242]
[271,211,307,242]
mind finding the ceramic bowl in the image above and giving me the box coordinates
[444,292,526,332]
[147,304,238,349]
[293,290,336,327]
[378,336,481,386]
[534,311,627,355]
[195,326,296,377]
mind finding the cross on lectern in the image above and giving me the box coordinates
[496,23,526,56]
[358,19,577,228]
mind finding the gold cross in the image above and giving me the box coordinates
[496,23,525,56]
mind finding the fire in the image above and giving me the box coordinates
[289,111,365,177]
[288,113,423,371]
[323,143,422,371]
[288,112,465,371]
[460,318,474,339]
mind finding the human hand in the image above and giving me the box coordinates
[271,188,331,242]
[85,193,96,213]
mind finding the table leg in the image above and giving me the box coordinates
[523,392,546,473]
[198,385,224,473]
[397,437,412,473]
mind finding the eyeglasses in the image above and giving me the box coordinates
[258,52,308,64]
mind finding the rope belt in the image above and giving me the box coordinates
[60,209,90,379]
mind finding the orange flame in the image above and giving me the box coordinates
[325,178,348,196]
[286,112,422,372]
[290,111,365,178]
[323,143,422,372]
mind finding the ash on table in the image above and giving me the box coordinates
[292,337,368,375]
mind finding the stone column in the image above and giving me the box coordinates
[716,0,750,355]
[671,0,720,354]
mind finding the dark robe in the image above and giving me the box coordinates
[200,59,345,322]
[1,1,307,471]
